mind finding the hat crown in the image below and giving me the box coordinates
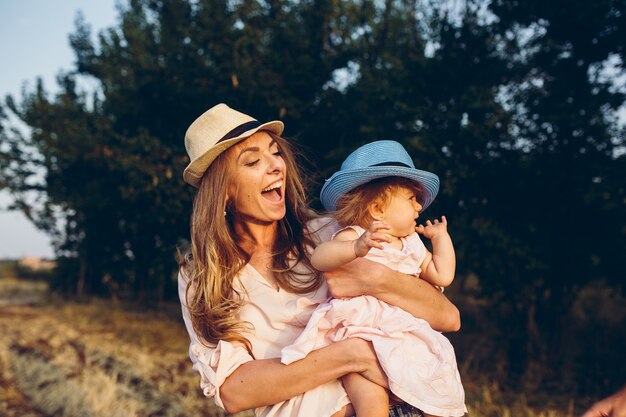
[319,140,439,212]
[340,140,416,172]
[184,103,256,161]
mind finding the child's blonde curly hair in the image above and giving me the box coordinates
[333,177,425,228]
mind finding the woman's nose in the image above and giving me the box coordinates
[268,154,284,173]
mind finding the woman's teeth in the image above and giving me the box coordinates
[262,180,283,192]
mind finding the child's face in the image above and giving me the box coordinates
[381,186,423,237]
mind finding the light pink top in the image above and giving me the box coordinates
[178,218,350,417]
[340,225,427,276]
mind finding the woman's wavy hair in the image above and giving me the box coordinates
[333,176,425,228]
[178,132,321,353]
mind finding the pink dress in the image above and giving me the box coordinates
[281,226,467,417]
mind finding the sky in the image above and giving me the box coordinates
[0,0,118,259]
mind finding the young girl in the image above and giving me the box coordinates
[281,140,466,417]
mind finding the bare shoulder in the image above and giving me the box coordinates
[333,228,359,241]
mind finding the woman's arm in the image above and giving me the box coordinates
[219,338,384,413]
[323,258,461,332]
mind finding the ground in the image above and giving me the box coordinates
[0,276,253,417]
[0,275,573,417]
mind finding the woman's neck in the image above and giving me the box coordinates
[233,219,278,253]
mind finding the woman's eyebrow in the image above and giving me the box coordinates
[237,146,260,160]
[237,139,277,160]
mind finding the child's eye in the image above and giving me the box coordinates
[273,151,283,157]
[244,159,260,167]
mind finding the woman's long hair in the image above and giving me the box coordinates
[179,133,321,352]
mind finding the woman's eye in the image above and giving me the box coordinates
[244,159,260,167]
[273,151,283,157]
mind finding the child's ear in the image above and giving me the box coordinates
[368,201,385,221]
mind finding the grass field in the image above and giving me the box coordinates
[0,275,580,417]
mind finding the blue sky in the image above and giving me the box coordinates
[0,0,118,258]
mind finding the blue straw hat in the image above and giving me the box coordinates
[320,140,439,212]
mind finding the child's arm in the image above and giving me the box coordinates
[311,221,391,271]
[416,216,456,287]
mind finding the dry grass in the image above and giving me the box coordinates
[0,277,577,417]
[0,277,251,417]
[463,382,573,417]
[0,278,48,307]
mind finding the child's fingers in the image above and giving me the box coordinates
[366,239,385,250]
[369,221,391,232]
[426,220,433,226]
[441,215,447,225]
[415,225,425,234]
[370,232,392,243]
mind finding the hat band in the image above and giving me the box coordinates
[217,120,262,143]
[371,161,411,168]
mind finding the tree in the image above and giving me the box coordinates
[0,0,357,300]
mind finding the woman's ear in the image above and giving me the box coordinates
[224,195,230,216]
[368,201,385,221]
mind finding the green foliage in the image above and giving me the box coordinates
[0,0,624,396]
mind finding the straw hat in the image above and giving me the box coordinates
[320,140,440,211]
[183,103,284,187]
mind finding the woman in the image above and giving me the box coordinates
[178,103,461,417]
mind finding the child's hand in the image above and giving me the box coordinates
[354,221,391,257]
[416,216,449,240]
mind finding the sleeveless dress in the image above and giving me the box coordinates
[281,226,467,417]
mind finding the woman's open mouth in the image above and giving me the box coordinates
[261,180,284,202]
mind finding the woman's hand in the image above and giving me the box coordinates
[344,338,389,388]
[582,385,626,417]
[324,257,388,298]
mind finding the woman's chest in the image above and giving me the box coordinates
[235,265,329,359]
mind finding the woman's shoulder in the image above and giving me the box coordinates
[306,216,340,245]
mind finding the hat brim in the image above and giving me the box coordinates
[183,120,284,187]
[320,166,440,212]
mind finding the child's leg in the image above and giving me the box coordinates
[342,372,389,417]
